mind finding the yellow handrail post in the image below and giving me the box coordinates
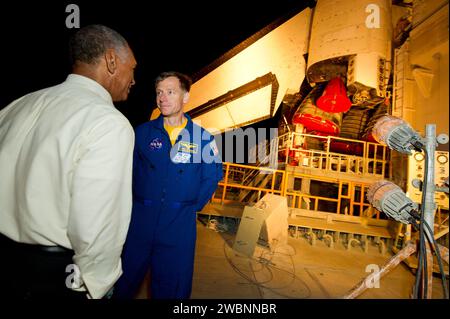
[280,171,286,196]
[221,163,230,204]
[271,172,276,193]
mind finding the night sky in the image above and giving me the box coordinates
[1,0,312,128]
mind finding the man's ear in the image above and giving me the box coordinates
[183,92,190,104]
[105,49,117,75]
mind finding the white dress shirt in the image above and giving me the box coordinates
[0,74,134,299]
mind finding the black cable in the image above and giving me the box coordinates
[417,221,426,298]
[221,236,311,298]
[412,219,428,299]
[422,219,449,299]
[420,150,433,298]
[416,209,428,299]
[411,221,422,299]
[421,221,428,298]
[410,153,428,299]
[410,209,448,299]
[413,217,427,298]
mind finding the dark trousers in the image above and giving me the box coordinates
[0,233,87,300]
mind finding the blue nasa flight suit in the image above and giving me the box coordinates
[114,114,222,299]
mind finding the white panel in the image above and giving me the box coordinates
[226,86,272,126]
[184,9,311,131]
[232,206,270,257]
[191,86,272,132]
[259,194,289,248]
[347,52,383,94]
[193,107,235,133]
[308,0,392,67]
[232,194,289,257]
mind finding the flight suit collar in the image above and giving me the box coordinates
[152,113,194,133]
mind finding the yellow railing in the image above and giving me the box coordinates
[212,161,386,219]
[283,171,377,217]
[278,132,390,177]
[213,162,286,204]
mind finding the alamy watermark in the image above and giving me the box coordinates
[65,4,80,29]
[65,263,82,289]
[365,4,380,29]
[365,264,381,288]
[165,121,279,170]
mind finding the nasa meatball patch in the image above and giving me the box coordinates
[149,137,163,150]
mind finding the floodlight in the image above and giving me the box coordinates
[371,115,424,154]
[348,121,449,300]
[367,180,418,224]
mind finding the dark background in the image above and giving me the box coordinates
[0,0,312,128]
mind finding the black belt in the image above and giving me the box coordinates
[34,245,71,253]
[0,233,73,254]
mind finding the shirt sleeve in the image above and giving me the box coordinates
[67,115,134,299]
[195,136,223,212]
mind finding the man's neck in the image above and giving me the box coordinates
[72,63,111,95]
[73,63,101,83]
[163,114,186,127]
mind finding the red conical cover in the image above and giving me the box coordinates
[316,77,352,113]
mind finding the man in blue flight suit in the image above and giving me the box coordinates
[114,71,223,299]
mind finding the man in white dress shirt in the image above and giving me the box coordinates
[0,24,137,299]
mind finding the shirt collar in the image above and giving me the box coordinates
[65,74,113,104]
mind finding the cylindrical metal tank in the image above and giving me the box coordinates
[306,0,392,98]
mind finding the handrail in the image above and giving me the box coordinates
[214,161,386,220]
[277,132,390,177]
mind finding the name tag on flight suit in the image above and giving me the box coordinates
[172,152,191,163]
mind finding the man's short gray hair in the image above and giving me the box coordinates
[69,24,128,65]
[155,71,192,92]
